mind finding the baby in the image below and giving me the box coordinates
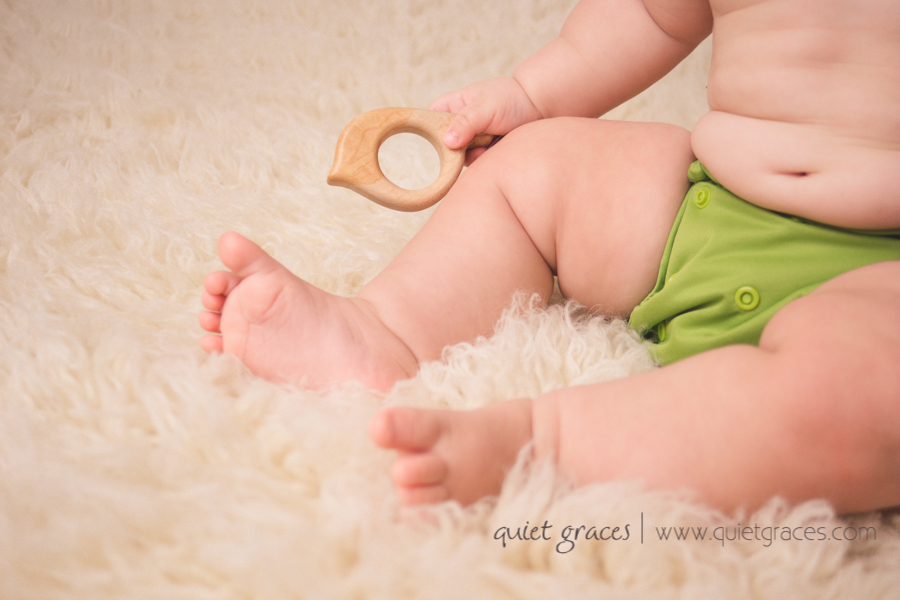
[199,0,900,513]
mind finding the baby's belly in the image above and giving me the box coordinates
[691,111,900,230]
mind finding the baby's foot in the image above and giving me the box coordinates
[199,232,418,390]
[368,399,534,505]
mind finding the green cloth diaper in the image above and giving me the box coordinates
[628,161,900,364]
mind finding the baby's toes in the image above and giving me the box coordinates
[396,483,451,506]
[201,289,226,312]
[199,310,222,333]
[203,270,240,299]
[368,407,442,451]
[199,334,224,354]
[391,453,447,487]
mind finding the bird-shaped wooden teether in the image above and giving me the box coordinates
[327,108,495,211]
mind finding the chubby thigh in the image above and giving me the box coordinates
[759,260,900,510]
[761,260,900,379]
[530,260,900,513]
[483,117,695,318]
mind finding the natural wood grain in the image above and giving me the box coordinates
[327,107,494,211]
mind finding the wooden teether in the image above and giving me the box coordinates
[327,108,495,212]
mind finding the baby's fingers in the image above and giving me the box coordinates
[443,101,493,149]
[429,91,467,115]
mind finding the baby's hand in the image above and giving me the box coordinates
[431,77,543,163]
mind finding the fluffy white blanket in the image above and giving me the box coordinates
[2,1,898,597]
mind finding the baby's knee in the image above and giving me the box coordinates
[467,118,599,195]
[490,117,598,164]
[482,117,691,184]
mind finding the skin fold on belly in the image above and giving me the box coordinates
[690,5,900,227]
[690,110,900,230]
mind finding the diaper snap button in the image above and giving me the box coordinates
[735,286,760,311]
[694,186,710,208]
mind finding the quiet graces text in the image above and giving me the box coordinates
[494,520,630,554]
[494,516,877,553]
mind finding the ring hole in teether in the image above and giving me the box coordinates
[377,133,441,192]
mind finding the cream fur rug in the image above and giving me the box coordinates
[2,1,898,598]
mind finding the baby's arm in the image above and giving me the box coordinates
[438,0,712,149]
[517,0,711,119]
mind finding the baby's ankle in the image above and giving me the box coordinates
[354,295,420,361]
[351,296,420,381]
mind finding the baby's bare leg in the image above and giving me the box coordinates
[202,119,692,390]
[361,118,693,362]
[376,262,900,512]
[534,261,900,513]
[371,118,695,503]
